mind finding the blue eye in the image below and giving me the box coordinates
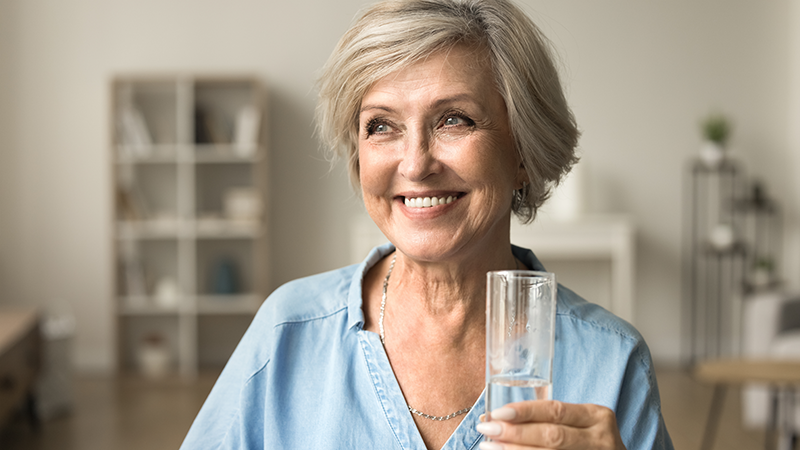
[365,118,392,136]
[442,113,474,128]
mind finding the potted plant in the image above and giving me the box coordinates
[699,113,732,168]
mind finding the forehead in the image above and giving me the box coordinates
[361,45,495,105]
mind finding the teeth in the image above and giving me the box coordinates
[404,196,456,208]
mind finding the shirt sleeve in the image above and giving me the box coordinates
[615,340,675,450]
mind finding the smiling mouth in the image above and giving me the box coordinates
[403,194,462,208]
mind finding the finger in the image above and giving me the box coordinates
[478,441,548,450]
[477,421,586,450]
[490,401,605,428]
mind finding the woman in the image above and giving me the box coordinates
[181,1,673,449]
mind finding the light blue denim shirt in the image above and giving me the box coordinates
[181,243,673,449]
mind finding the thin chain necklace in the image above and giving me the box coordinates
[379,253,472,421]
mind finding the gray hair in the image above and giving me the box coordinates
[316,0,579,222]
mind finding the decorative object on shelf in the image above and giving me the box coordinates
[708,223,736,252]
[699,112,732,169]
[735,180,781,292]
[751,257,774,289]
[540,159,585,222]
[153,277,180,309]
[138,332,171,378]
[212,258,240,295]
[224,188,263,223]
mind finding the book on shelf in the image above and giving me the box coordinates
[117,104,152,152]
[119,240,147,298]
[116,185,149,221]
[233,105,261,156]
[195,106,229,145]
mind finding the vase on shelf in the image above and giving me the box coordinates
[699,140,726,169]
[698,113,732,169]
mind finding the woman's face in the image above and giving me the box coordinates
[358,45,526,264]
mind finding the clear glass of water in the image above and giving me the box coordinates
[485,270,556,420]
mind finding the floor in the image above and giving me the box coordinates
[0,367,774,450]
[0,372,217,450]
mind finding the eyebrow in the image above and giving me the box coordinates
[359,105,395,114]
[359,94,480,115]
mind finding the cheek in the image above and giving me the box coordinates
[358,145,387,195]
[451,137,518,189]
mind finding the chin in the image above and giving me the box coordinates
[390,231,467,263]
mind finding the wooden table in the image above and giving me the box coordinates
[694,358,800,450]
[0,308,40,430]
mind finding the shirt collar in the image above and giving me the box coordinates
[347,243,546,331]
[347,242,395,331]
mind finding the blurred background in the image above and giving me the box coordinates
[0,0,799,448]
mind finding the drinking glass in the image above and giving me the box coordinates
[485,270,556,419]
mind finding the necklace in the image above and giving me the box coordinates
[379,253,472,421]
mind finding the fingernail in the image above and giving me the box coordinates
[478,442,504,450]
[490,407,517,421]
[476,422,502,436]
[478,413,485,422]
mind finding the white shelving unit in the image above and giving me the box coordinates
[111,75,268,377]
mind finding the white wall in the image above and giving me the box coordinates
[0,0,797,371]
[0,0,17,305]
[788,0,800,289]
[529,0,796,361]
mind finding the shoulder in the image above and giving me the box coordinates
[554,284,656,389]
[556,284,643,346]
[224,264,360,377]
[256,263,359,325]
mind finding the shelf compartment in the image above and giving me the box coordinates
[119,315,180,374]
[193,79,261,147]
[195,163,259,220]
[115,80,179,146]
[196,239,254,296]
[115,163,179,221]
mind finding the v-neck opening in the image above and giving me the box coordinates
[357,328,485,450]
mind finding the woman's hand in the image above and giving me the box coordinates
[476,400,627,450]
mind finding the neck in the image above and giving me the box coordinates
[383,244,519,346]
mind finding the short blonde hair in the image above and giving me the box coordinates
[316,0,579,222]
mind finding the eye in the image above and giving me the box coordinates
[364,118,393,136]
[440,112,474,128]
[444,116,464,126]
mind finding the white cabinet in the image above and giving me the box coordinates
[510,216,635,325]
[112,75,268,377]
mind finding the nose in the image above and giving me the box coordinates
[398,129,441,181]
